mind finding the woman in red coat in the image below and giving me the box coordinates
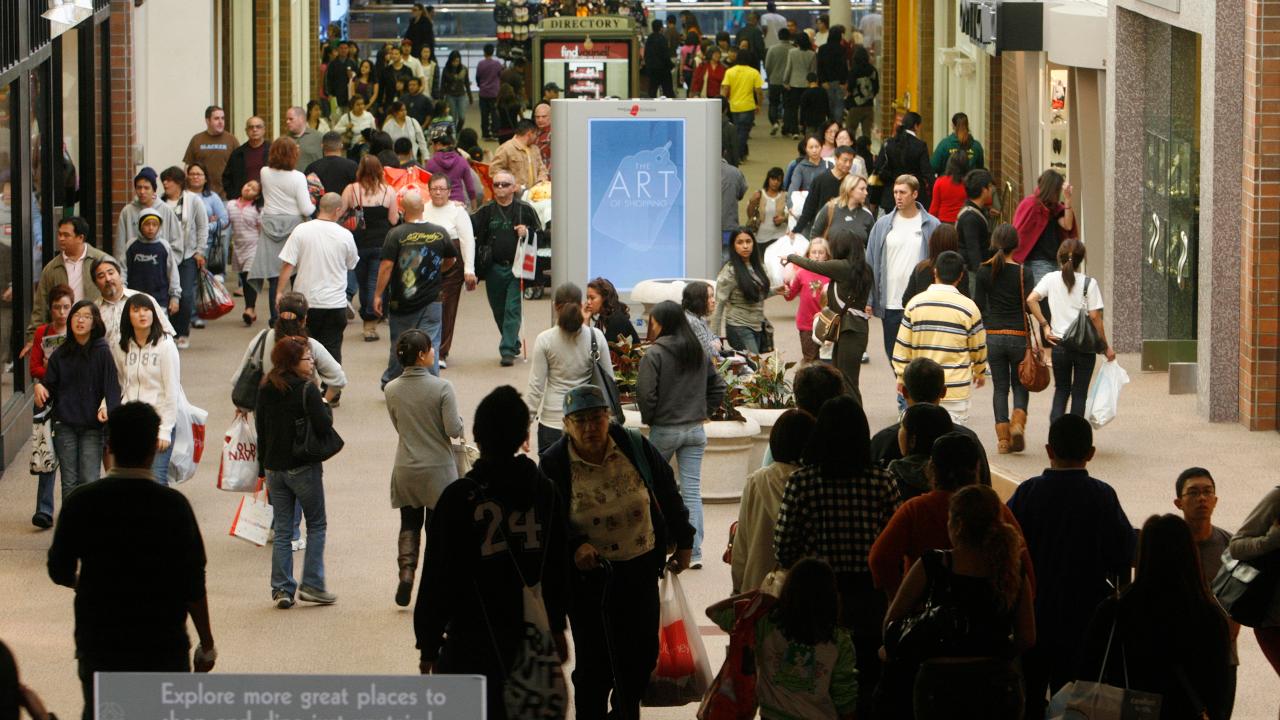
[929,152,970,223]
[1011,169,1077,286]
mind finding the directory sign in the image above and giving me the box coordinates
[587,118,686,291]
[94,674,485,720]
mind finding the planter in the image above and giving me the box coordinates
[621,410,758,503]
[701,417,760,503]
[738,406,790,470]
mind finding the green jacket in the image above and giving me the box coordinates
[931,133,985,175]
[28,245,109,340]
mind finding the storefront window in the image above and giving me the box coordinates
[60,28,81,219]
[1140,24,1199,366]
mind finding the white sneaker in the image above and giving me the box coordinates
[175,337,191,350]
[291,538,307,552]
[438,359,447,369]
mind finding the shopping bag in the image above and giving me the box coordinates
[1211,543,1280,627]
[385,166,433,216]
[30,409,57,474]
[169,390,208,485]
[1046,680,1162,720]
[697,592,775,720]
[195,268,235,320]
[451,441,479,477]
[229,491,274,546]
[514,230,538,281]
[217,414,262,492]
[1084,360,1130,429]
[763,232,808,287]
[643,572,714,707]
[499,582,569,718]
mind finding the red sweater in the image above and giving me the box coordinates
[928,175,968,223]
[868,489,1037,595]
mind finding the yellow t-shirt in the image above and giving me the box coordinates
[722,64,763,113]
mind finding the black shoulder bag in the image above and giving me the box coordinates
[232,330,269,411]
[292,382,345,464]
[1060,277,1107,354]
[589,331,626,425]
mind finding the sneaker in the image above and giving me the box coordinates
[298,585,337,604]
[31,512,53,529]
[175,336,191,350]
[438,359,447,369]
[346,300,357,320]
[291,538,307,552]
[770,122,779,136]
[273,591,294,609]
[690,561,704,570]
[500,356,515,367]
[328,390,341,408]
[191,318,206,329]
[861,352,870,364]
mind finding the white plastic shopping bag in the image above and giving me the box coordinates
[229,491,273,546]
[169,391,208,484]
[642,572,715,706]
[763,232,809,288]
[217,414,261,492]
[1085,360,1130,429]
[514,230,538,281]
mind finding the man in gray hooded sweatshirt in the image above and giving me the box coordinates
[114,167,181,262]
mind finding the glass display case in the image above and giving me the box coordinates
[1139,25,1199,371]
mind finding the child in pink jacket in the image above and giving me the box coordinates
[784,237,831,362]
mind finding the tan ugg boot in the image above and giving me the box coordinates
[395,530,420,607]
[1010,409,1027,453]
[995,422,1012,454]
[363,319,380,342]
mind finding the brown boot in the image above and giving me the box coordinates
[395,530,420,607]
[1009,409,1027,453]
[363,319,380,342]
[995,422,1012,454]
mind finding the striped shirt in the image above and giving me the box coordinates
[774,463,901,576]
[892,283,988,400]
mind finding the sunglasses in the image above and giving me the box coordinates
[493,182,514,188]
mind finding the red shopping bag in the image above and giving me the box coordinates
[643,572,714,706]
[697,592,776,720]
[384,166,433,216]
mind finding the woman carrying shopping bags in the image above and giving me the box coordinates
[637,301,727,568]
[28,284,73,528]
[117,294,182,485]
[384,329,463,608]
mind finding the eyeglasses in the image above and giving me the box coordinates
[247,123,265,130]
[1181,488,1216,499]
[493,181,514,188]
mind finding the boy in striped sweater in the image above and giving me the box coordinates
[891,250,987,423]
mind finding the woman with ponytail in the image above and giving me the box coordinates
[525,283,613,452]
[975,223,1035,453]
[1026,238,1116,423]
[638,300,727,567]
[384,329,464,607]
[881,480,1035,720]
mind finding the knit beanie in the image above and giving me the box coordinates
[134,166,158,190]
[137,208,163,234]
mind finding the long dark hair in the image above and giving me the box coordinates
[446,50,463,69]
[851,44,872,74]
[682,280,711,317]
[949,485,1023,611]
[1034,168,1065,208]
[945,151,969,183]
[913,224,960,275]
[771,557,841,645]
[264,335,310,391]
[650,300,705,370]
[828,227,872,305]
[1124,514,1228,634]
[1057,237,1087,291]
[553,282,585,333]
[984,223,1019,280]
[762,166,784,191]
[119,293,165,353]
[587,277,630,326]
[726,227,768,303]
[802,395,872,475]
[62,300,105,358]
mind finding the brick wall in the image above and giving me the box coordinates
[310,0,322,106]
[107,0,134,246]
[278,0,292,126]
[918,0,934,142]
[881,0,897,133]
[999,52,1022,199]
[1238,0,1280,430]
[253,0,269,120]
[986,54,1002,189]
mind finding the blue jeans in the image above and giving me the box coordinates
[730,110,755,159]
[355,246,382,321]
[726,324,761,354]
[447,95,468,131]
[173,257,197,337]
[988,334,1029,423]
[882,309,907,412]
[52,422,103,493]
[382,301,442,386]
[150,427,176,486]
[648,423,707,561]
[1051,345,1096,424]
[35,470,56,517]
[267,463,328,597]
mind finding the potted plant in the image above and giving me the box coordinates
[610,336,646,406]
[737,353,796,468]
[700,356,760,503]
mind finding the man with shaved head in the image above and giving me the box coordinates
[469,169,542,366]
[277,192,359,368]
[375,190,458,384]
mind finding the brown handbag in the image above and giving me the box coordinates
[1017,265,1051,392]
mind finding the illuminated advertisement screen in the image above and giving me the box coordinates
[586,118,686,292]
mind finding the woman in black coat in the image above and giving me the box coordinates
[875,111,935,209]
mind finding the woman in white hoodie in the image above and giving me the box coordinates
[117,293,182,484]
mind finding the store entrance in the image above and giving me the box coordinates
[1139,25,1200,373]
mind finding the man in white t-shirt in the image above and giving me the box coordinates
[277,193,359,364]
[866,174,941,403]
